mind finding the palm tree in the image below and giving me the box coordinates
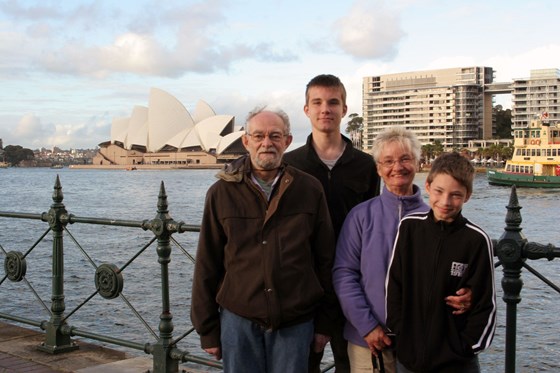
[433,140,444,156]
[421,144,435,163]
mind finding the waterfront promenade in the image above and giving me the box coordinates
[0,321,211,372]
[0,321,149,372]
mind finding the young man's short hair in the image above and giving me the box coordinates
[305,74,347,105]
[427,152,475,195]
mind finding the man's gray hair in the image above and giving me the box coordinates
[245,105,291,134]
[371,126,421,162]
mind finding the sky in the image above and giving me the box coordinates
[1,0,560,151]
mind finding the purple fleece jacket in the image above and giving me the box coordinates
[333,184,428,347]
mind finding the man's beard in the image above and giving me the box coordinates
[253,149,281,170]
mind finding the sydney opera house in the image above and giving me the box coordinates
[92,88,246,168]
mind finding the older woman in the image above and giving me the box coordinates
[333,127,471,372]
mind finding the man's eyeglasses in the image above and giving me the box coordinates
[246,132,288,143]
[378,156,414,168]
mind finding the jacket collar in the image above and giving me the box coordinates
[304,133,356,166]
[381,184,425,207]
[428,209,467,232]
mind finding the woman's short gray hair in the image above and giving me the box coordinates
[371,126,421,162]
[245,105,291,134]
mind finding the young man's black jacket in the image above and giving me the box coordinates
[283,134,380,238]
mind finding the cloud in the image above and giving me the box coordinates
[9,112,110,149]
[13,113,44,136]
[334,0,405,60]
[485,45,560,82]
[426,56,477,71]
[210,88,309,149]
[0,0,64,20]
[0,0,296,79]
[48,114,111,149]
[11,114,51,148]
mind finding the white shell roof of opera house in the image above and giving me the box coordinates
[110,88,244,154]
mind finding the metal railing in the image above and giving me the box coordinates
[1,177,559,373]
[1,176,220,372]
[492,185,560,373]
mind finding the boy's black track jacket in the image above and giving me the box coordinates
[386,210,497,372]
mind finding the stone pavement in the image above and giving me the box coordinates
[0,321,209,372]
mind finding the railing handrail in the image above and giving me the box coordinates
[0,176,222,372]
[1,178,559,373]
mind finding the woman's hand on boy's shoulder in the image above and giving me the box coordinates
[445,287,472,315]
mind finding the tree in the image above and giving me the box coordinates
[421,141,445,163]
[477,143,513,163]
[345,113,363,133]
[421,144,435,162]
[494,105,513,139]
[3,145,34,166]
[433,140,444,156]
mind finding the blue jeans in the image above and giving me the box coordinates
[220,308,314,373]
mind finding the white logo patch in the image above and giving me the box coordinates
[450,262,468,277]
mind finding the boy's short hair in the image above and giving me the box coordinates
[427,152,475,195]
[305,74,347,105]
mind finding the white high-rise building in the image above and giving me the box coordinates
[362,67,495,152]
[511,69,560,126]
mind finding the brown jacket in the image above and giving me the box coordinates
[191,155,336,349]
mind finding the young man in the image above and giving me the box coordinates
[386,152,497,373]
[284,74,380,372]
[191,106,337,372]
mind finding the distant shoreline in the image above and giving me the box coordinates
[69,164,224,170]
[15,164,494,173]
[419,166,491,173]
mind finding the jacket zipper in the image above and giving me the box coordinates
[422,233,443,366]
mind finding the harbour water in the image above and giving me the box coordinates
[0,167,559,372]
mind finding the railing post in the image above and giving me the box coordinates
[38,176,78,353]
[494,185,525,373]
[150,181,179,373]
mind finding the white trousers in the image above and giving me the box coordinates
[347,341,396,373]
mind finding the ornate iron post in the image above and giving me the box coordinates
[149,181,179,373]
[494,185,524,373]
[494,186,560,373]
[38,176,78,353]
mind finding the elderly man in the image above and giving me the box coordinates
[191,106,337,373]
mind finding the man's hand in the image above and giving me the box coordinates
[445,287,473,315]
[363,325,392,357]
[204,347,222,360]
[313,333,331,353]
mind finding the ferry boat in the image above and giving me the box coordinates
[487,113,560,188]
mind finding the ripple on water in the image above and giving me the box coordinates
[1,169,559,371]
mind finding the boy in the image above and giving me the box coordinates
[386,152,496,373]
